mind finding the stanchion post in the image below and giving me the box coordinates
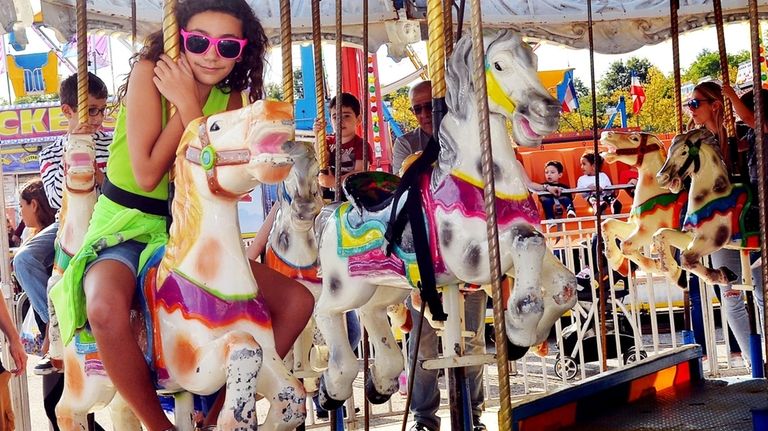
[467,0,512,429]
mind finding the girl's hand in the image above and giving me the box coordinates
[7,338,26,376]
[152,54,199,113]
[722,84,737,102]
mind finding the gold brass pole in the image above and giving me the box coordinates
[76,0,88,125]
[311,0,328,170]
[468,0,512,429]
[280,0,294,106]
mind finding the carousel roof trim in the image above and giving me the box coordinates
[3,0,768,55]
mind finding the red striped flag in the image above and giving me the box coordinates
[630,71,646,114]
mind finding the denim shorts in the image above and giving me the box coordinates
[84,239,146,277]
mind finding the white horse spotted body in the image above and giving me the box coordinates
[314,31,577,408]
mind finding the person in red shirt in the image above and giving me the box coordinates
[314,92,364,199]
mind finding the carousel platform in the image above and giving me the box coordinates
[566,375,768,431]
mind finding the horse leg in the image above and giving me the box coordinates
[314,275,375,410]
[621,224,663,275]
[358,286,409,404]
[601,219,634,272]
[535,252,578,343]
[253,348,307,430]
[505,224,547,347]
[109,392,142,430]
[56,347,121,431]
[653,228,695,288]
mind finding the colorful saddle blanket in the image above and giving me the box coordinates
[337,169,542,287]
[682,183,759,248]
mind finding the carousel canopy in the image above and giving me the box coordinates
[4,0,768,55]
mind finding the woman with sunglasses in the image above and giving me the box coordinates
[685,81,763,369]
[48,1,313,429]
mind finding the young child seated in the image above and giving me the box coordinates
[537,160,574,219]
[314,92,365,200]
[577,151,621,214]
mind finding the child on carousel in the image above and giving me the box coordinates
[48,1,313,429]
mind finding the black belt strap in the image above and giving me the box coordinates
[102,176,170,218]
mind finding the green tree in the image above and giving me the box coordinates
[683,49,751,82]
[598,57,653,96]
[633,67,676,133]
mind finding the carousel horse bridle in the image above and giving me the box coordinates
[612,133,662,167]
[185,119,252,199]
[675,135,702,177]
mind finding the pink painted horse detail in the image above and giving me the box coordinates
[313,31,577,410]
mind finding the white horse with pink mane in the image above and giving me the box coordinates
[313,30,577,409]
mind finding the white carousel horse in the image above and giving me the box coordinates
[313,30,577,409]
[653,128,759,288]
[46,133,100,363]
[262,141,327,373]
[55,101,307,430]
[600,131,687,275]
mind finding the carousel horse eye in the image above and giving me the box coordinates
[494,62,503,71]
[210,122,221,132]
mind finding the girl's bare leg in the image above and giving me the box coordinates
[84,260,174,431]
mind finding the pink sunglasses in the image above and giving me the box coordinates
[180,29,247,59]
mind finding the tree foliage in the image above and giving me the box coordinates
[683,49,750,83]
[598,57,653,96]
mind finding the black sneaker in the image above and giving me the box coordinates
[409,423,436,431]
[33,356,60,376]
[474,419,487,431]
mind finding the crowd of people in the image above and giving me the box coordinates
[0,1,764,429]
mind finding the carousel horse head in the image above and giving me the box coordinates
[280,141,323,232]
[600,130,666,167]
[62,135,97,192]
[656,128,721,194]
[446,29,560,148]
[181,99,296,197]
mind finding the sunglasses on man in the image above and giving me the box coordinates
[685,98,713,110]
[411,102,433,115]
[181,29,248,60]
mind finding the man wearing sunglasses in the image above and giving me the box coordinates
[393,81,434,174]
[399,80,488,431]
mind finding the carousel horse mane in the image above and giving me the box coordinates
[158,118,206,285]
[445,29,516,120]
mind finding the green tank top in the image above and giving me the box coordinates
[106,86,232,200]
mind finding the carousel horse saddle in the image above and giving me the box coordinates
[343,171,401,213]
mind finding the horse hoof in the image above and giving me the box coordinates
[318,375,345,411]
[676,271,688,289]
[365,369,393,405]
[506,340,529,361]
[720,266,738,283]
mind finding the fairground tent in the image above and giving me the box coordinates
[0,0,767,56]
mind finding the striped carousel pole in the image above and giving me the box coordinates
[467,0,512,429]
[670,0,698,349]
[280,0,294,107]
[162,0,180,118]
[361,1,371,428]
[311,0,328,171]
[747,0,768,380]
[161,1,196,424]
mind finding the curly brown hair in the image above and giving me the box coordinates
[116,0,269,106]
[19,179,55,230]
